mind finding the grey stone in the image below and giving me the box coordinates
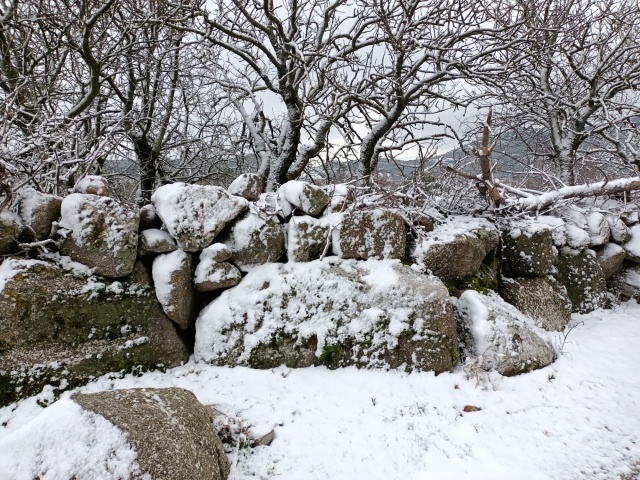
[322,184,356,215]
[609,264,640,301]
[333,209,406,260]
[152,249,194,329]
[16,189,62,241]
[138,228,177,256]
[228,173,262,201]
[0,210,20,255]
[585,212,610,246]
[595,243,626,279]
[605,214,631,244]
[194,261,242,292]
[553,248,608,313]
[411,232,486,282]
[501,225,555,277]
[623,225,640,263]
[288,216,330,262]
[139,203,162,231]
[278,180,331,216]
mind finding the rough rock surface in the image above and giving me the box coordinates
[16,189,62,241]
[411,233,486,282]
[151,183,247,252]
[455,291,557,376]
[0,258,189,407]
[152,249,194,329]
[623,224,640,264]
[605,214,631,244]
[609,264,640,301]
[58,194,139,277]
[73,388,230,480]
[322,184,356,215]
[595,243,626,279]
[0,210,20,255]
[553,248,608,313]
[195,259,459,373]
[333,209,405,261]
[194,261,242,292]
[288,216,330,262]
[73,175,110,196]
[218,209,285,272]
[585,212,611,246]
[501,224,555,277]
[138,228,177,256]
[278,181,331,216]
[228,173,262,201]
[499,276,571,331]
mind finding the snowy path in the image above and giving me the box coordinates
[1,302,639,479]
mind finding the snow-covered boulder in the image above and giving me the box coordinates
[137,228,177,256]
[605,214,631,244]
[16,189,62,241]
[332,209,405,260]
[0,209,20,255]
[536,216,568,247]
[455,291,556,376]
[151,183,247,252]
[194,259,459,373]
[585,212,610,246]
[138,203,162,231]
[623,224,640,264]
[288,216,330,262]
[228,173,262,201]
[194,245,241,291]
[609,265,640,301]
[501,223,555,277]
[553,248,608,313]
[201,243,233,262]
[152,249,194,329]
[73,175,110,196]
[322,184,356,215]
[595,243,626,279]
[499,277,571,331]
[58,194,139,277]
[0,258,189,406]
[218,209,285,272]
[278,180,331,217]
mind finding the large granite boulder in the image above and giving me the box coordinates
[0,258,189,407]
[58,194,139,277]
[194,259,459,373]
[16,189,62,241]
[595,243,626,279]
[455,291,556,376]
[553,248,608,313]
[499,276,571,331]
[0,210,20,255]
[278,181,331,216]
[218,208,285,272]
[288,216,330,262]
[332,209,406,261]
[152,249,194,329]
[151,183,247,252]
[501,224,555,277]
[228,173,262,201]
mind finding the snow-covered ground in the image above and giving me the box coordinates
[1,302,639,480]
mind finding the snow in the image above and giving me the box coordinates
[15,188,60,224]
[139,228,175,248]
[624,225,640,259]
[152,249,188,314]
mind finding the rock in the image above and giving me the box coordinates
[0,210,20,255]
[73,175,110,196]
[218,208,285,272]
[332,209,406,261]
[536,216,567,247]
[564,224,590,250]
[201,243,233,262]
[58,194,139,277]
[595,243,626,279]
[195,259,459,373]
[278,181,331,216]
[499,277,571,331]
[0,258,189,407]
[151,183,247,252]
[623,225,640,263]
[322,184,356,215]
[455,291,556,376]
[228,173,262,201]
[138,228,177,256]
[194,261,242,292]
[73,388,230,480]
[16,189,62,241]
[139,203,162,231]
[609,264,640,301]
[500,224,555,277]
[288,216,330,262]
[585,212,610,246]
[152,249,194,329]
[553,248,608,313]
[605,214,631,244]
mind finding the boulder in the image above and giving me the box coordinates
[500,224,555,277]
[194,261,241,292]
[58,194,139,277]
[411,233,486,282]
[609,264,640,301]
[499,277,571,331]
[152,249,194,329]
[455,291,556,376]
[288,216,330,262]
[332,209,406,261]
[536,216,568,247]
[195,259,459,373]
[201,243,233,262]
[138,228,177,256]
[595,243,626,279]
[0,258,189,407]
[322,184,356,215]
[278,181,331,216]
[585,212,610,246]
[73,175,110,196]
[139,203,162,231]
[72,388,230,480]
[218,209,285,272]
[0,210,20,255]
[605,214,631,243]
[16,189,62,241]
[228,173,262,201]
[151,183,247,252]
[623,224,640,263]
[553,248,608,313]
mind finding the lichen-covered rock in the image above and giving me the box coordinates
[455,291,556,376]
[553,248,608,313]
[218,209,285,272]
[72,388,230,480]
[595,243,626,279]
[609,264,640,301]
[0,258,189,407]
[278,181,331,216]
[138,228,177,256]
[58,194,139,277]
[623,224,640,264]
[333,209,405,260]
[501,224,555,277]
[322,184,356,215]
[16,189,62,241]
[194,260,242,292]
[195,259,458,373]
[0,210,20,255]
[228,173,262,201]
[152,249,194,329]
[499,277,571,331]
[605,214,631,244]
[151,183,247,252]
[73,175,110,196]
[288,216,330,262]
[585,212,610,246]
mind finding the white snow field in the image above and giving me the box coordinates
[1,302,639,480]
